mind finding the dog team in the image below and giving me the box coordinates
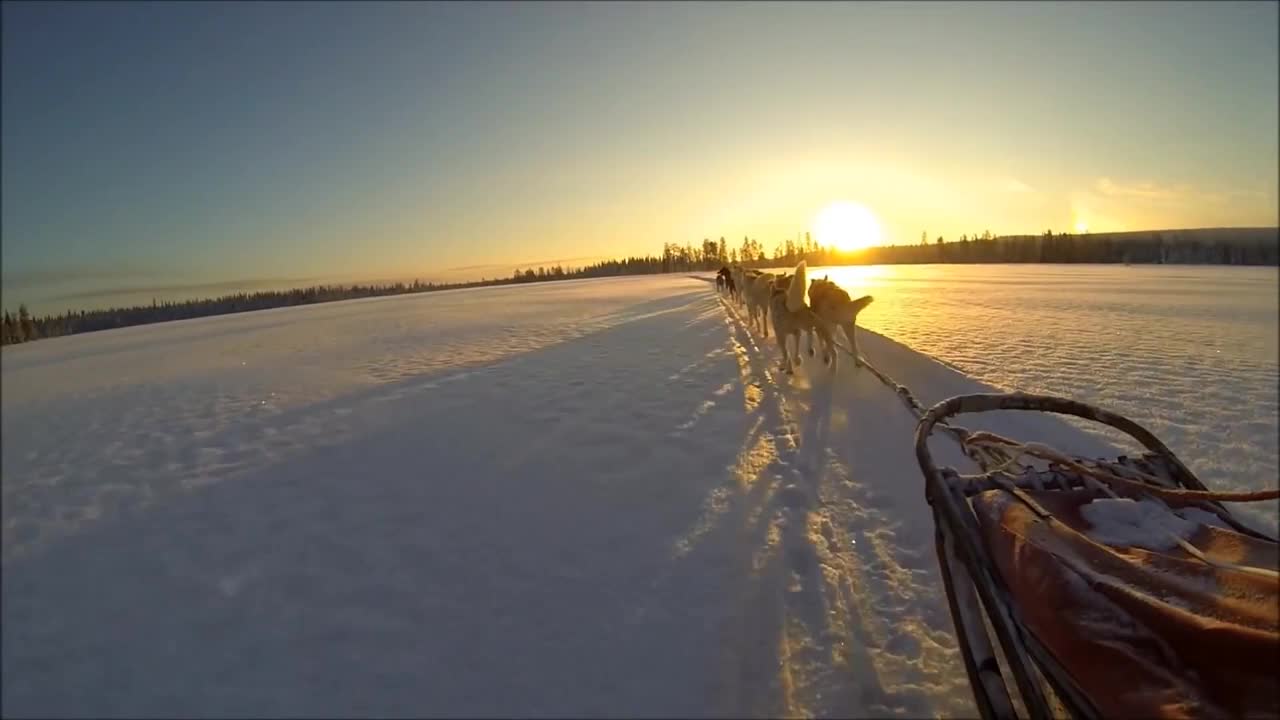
[715,261,874,375]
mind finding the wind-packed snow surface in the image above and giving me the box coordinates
[0,273,1230,717]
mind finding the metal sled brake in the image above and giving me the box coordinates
[914,393,1279,720]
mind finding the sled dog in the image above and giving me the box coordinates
[745,270,777,336]
[768,261,838,374]
[715,266,737,301]
[808,275,874,366]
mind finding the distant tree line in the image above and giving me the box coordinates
[2,277,513,345]
[3,228,1275,345]
[846,228,1280,266]
[726,228,1279,268]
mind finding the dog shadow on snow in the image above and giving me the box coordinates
[4,281,968,719]
[660,291,916,719]
[686,283,1132,719]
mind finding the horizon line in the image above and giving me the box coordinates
[4,224,1276,315]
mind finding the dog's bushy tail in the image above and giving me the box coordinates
[786,260,808,313]
[839,294,873,365]
[847,294,874,319]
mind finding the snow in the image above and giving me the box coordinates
[1173,506,1234,531]
[0,271,1260,717]
[1079,498,1199,551]
[815,263,1279,536]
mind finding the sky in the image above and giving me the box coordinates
[3,1,1278,313]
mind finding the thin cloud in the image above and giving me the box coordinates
[1094,177,1181,201]
[999,178,1036,194]
[0,266,171,290]
[1091,178,1270,213]
[437,263,517,274]
[51,277,321,302]
[440,255,615,274]
[317,257,621,288]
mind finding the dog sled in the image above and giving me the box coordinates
[913,392,1279,720]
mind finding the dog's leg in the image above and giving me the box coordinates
[821,323,838,372]
[842,320,861,367]
[771,314,791,373]
[806,328,816,357]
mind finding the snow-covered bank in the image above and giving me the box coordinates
[5,275,1119,717]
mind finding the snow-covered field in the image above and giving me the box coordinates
[814,263,1279,535]
[0,270,1271,717]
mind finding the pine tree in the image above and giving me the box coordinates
[18,304,35,342]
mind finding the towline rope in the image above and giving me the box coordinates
[717,287,1008,471]
[825,338,1020,472]
[720,287,1274,491]
[718,282,1279,582]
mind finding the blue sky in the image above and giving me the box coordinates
[3,1,1277,313]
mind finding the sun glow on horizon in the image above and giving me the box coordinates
[813,201,883,253]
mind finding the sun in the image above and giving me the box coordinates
[813,201,883,253]
[1074,218,1090,233]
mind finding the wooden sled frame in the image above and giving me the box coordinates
[912,392,1276,720]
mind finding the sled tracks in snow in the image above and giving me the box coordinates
[711,292,975,719]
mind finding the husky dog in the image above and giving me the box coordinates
[732,266,751,307]
[716,266,737,301]
[745,270,777,336]
[768,261,838,374]
[808,275,874,366]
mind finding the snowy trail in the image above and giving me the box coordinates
[4,275,1117,718]
[708,287,1115,718]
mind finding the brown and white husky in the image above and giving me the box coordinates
[808,275,874,366]
[767,261,838,374]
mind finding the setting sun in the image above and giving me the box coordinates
[1075,219,1090,233]
[813,201,883,253]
